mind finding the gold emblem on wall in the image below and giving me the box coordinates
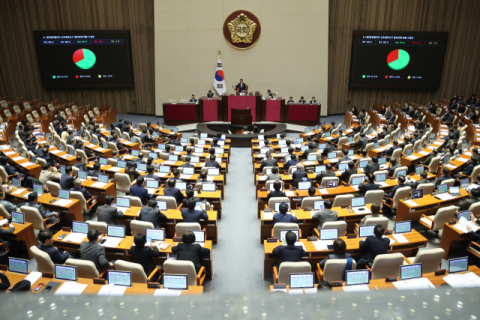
[223,10,261,50]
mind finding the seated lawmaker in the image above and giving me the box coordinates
[266,181,286,202]
[130,176,152,205]
[181,198,208,223]
[273,202,297,224]
[434,167,452,190]
[316,163,335,184]
[172,231,210,272]
[272,231,305,264]
[71,178,93,201]
[60,166,75,190]
[163,179,184,206]
[139,199,167,228]
[319,238,352,269]
[97,194,124,225]
[360,203,383,225]
[205,155,221,169]
[38,229,70,264]
[384,175,406,204]
[458,189,480,211]
[358,174,380,195]
[80,229,113,273]
[312,200,337,230]
[130,233,162,281]
[144,165,160,181]
[357,224,390,269]
[87,163,102,178]
[23,192,61,225]
[340,161,356,183]
[266,166,282,181]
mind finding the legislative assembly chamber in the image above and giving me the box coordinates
[0,0,479,319]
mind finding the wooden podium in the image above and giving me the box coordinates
[231,108,252,125]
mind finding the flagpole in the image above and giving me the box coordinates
[218,49,221,59]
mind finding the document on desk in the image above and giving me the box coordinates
[342,285,370,292]
[351,185,359,191]
[154,289,169,296]
[377,182,390,187]
[155,173,167,178]
[63,233,87,243]
[404,200,418,207]
[263,212,273,219]
[3,151,15,155]
[12,188,26,195]
[206,176,215,181]
[463,272,480,287]
[54,199,73,207]
[24,271,42,284]
[288,289,304,295]
[54,282,88,295]
[465,152,473,156]
[110,285,127,296]
[294,242,307,251]
[457,157,469,163]
[445,164,457,169]
[419,151,430,155]
[304,287,317,294]
[180,175,192,180]
[101,237,122,248]
[383,235,396,245]
[392,234,409,243]
[50,149,61,154]
[12,156,25,161]
[97,284,115,296]
[303,161,315,166]
[285,191,295,197]
[352,207,371,214]
[147,188,156,195]
[109,167,122,172]
[317,189,329,195]
[443,274,477,288]
[312,240,333,251]
[91,182,107,188]
[433,141,443,145]
[328,158,338,163]
[61,154,70,159]
[21,192,32,199]
[407,155,419,160]
[163,161,175,165]
[434,193,455,201]
[96,148,106,152]
[310,211,316,218]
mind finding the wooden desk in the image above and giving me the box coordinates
[52,231,214,279]
[1,222,37,259]
[81,179,116,203]
[150,172,225,199]
[48,148,77,166]
[154,188,223,218]
[8,188,83,223]
[84,143,113,158]
[344,111,359,128]
[263,231,428,279]
[2,271,203,295]
[259,205,375,243]
[439,222,479,259]
[3,149,42,178]
[396,190,469,223]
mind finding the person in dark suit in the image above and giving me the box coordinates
[319,238,352,269]
[80,229,113,273]
[302,142,318,158]
[358,110,365,122]
[163,179,184,206]
[444,111,455,124]
[60,166,75,190]
[23,192,61,225]
[267,90,273,99]
[210,137,221,148]
[434,167,452,190]
[180,157,195,169]
[0,156,25,179]
[384,175,406,204]
[312,200,338,230]
[357,224,390,269]
[471,148,480,165]
[298,96,306,104]
[189,94,197,103]
[171,231,210,272]
[384,106,392,118]
[97,195,124,225]
[169,134,182,146]
[181,198,208,222]
[421,149,439,166]
[457,102,466,114]
[139,129,154,145]
[38,229,70,264]
[298,187,316,207]
[387,158,401,178]
[114,135,127,154]
[139,199,167,228]
[385,141,400,157]
[364,156,380,175]
[272,231,305,263]
[205,155,221,169]
[316,163,336,184]
[207,90,214,98]
[71,178,93,201]
[87,163,102,178]
[405,170,430,190]
[336,149,350,168]
[356,133,369,151]
[292,163,308,180]
[235,79,247,94]
[414,118,425,130]
[379,105,386,115]
[260,152,278,171]
[130,176,152,205]
[66,130,76,145]
[458,189,480,211]
[0,219,18,258]
[358,174,380,195]
[273,202,297,224]
[143,165,160,181]
[130,233,162,280]
[284,154,300,170]
[467,108,478,123]
[340,161,357,183]
[309,96,317,104]
[267,181,286,201]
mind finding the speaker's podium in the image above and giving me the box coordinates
[231,108,252,125]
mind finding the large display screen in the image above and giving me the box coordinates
[33,30,134,89]
[349,31,448,89]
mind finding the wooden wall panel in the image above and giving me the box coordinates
[0,0,154,114]
[328,0,480,114]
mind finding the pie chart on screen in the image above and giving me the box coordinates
[73,48,96,69]
[387,49,410,70]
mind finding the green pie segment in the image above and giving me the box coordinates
[73,48,96,70]
[387,49,410,70]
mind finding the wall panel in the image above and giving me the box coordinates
[0,0,154,114]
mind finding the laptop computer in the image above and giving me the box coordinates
[208,168,220,176]
[307,154,317,161]
[108,271,132,287]
[351,176,364,186]
[163,274,188,290]
[437,184,448,194]
[415,166,424,174]
[359,225,375,238]
[315,165,326,173]
[99,157,108,165]
[338,163,349,171]
[107,225,126,238]
[11,211,24,224]
[157,201,167,211]
[146,180,159,194]
[59,190,70,200]
[326,179,339,188]
[193,230,206,244]
[72,221,88,234]
[320,228,338,249]
[159,166,170,174]
[327,152,337,159]
[169,155,179,162]
[396,169,407,178]
[298,181,312,191]
[449,186,461,196]
[78,171,87,180]
[395,221,411,234]
[448,257,469,273]
[351,197,369,213]
[313,200,324,211]
[136,163,147,171]
[460,178,470,189]
[345,270,370,286]
[194,146,205,153]
[146,228,165,245]
[117,160,127,168]
[412,189,423,199]
[175,181,187,191]
[275,202,291,213]
[131,150,140,157]
[55,265,77,281]
[359,160,369,169]
[375,173,387,185]
[279,229,298,244]
[400,264,422,281]
[98,174,109,183]
[183,167,194,175]
[33,184,43,195]
[190,156,200,163]
[116,197,130,213]
[8,258,28,274]
[289,273,315,289]
[202,183,215,192]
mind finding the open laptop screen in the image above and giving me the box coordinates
[448,257,469,273]
[400,264,422,280]
[289,273,314,289]
[108,271,132,287]
[163,274,188,290]
[345,270,370,286]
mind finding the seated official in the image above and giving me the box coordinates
[357,224,390,269]
[384,175,406,204]
[169,134,181,146]
[76,141,95,159]
[434,167,452,190]
[180,157,195,168]
[340,161,356,183]
[207,90,214,98]
[360,203,383,225]
[114,135,127,154]
[421,149,439,165]
[364,156,380,175]
[125,162,141,181]
[292,163,308,180]
[267,181,286,202]
[181,198,208,222]
[260,152,278,171]
[73,155,88,172]
[80,229,113,273]
[302,142,318,158]
[298,187,316,207]
[163,179,184,206]
[284,153,300,170]
[140,199,167,228]
[71,178,93,201]
[319,238,353,269]
[0,220,18,258]
[87,163,102,178]
[0,187,19,213]
[97,194,124,225]
[211,138,221,148]
[136,153,146,164]
[273,202,297,224]
[38,229,70,264]
[387,158,401,178]
[322,141,336,156]
[316,163,335,184]
[309,96,317,104]
[205,155,221,169]
[312,200,338,230]
[336,149,350,168]
[355,133,369,150]
[385,141,400,157]
[130,176,152,206]
[171,169,183,182]
[60,165,75,190]
[144,165,160,181]
[130,233,162,280]
[358,174,380,194]
[0,156,25,179]
[458,189,480,211]
[172,231,210,272]
[406,170,429,190]
[287,97,294,104]
[22,192,61,225]
[182,189,200,208]
[267,89,273,98]
[272,231,306,264]
[266,166,282,181]
[298,96,306,104]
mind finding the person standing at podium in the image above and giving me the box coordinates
[189,95,197,103]
[235,79,247,94]
[207,90,214,98]
[298,96,306,104]
[267,90,273,98]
